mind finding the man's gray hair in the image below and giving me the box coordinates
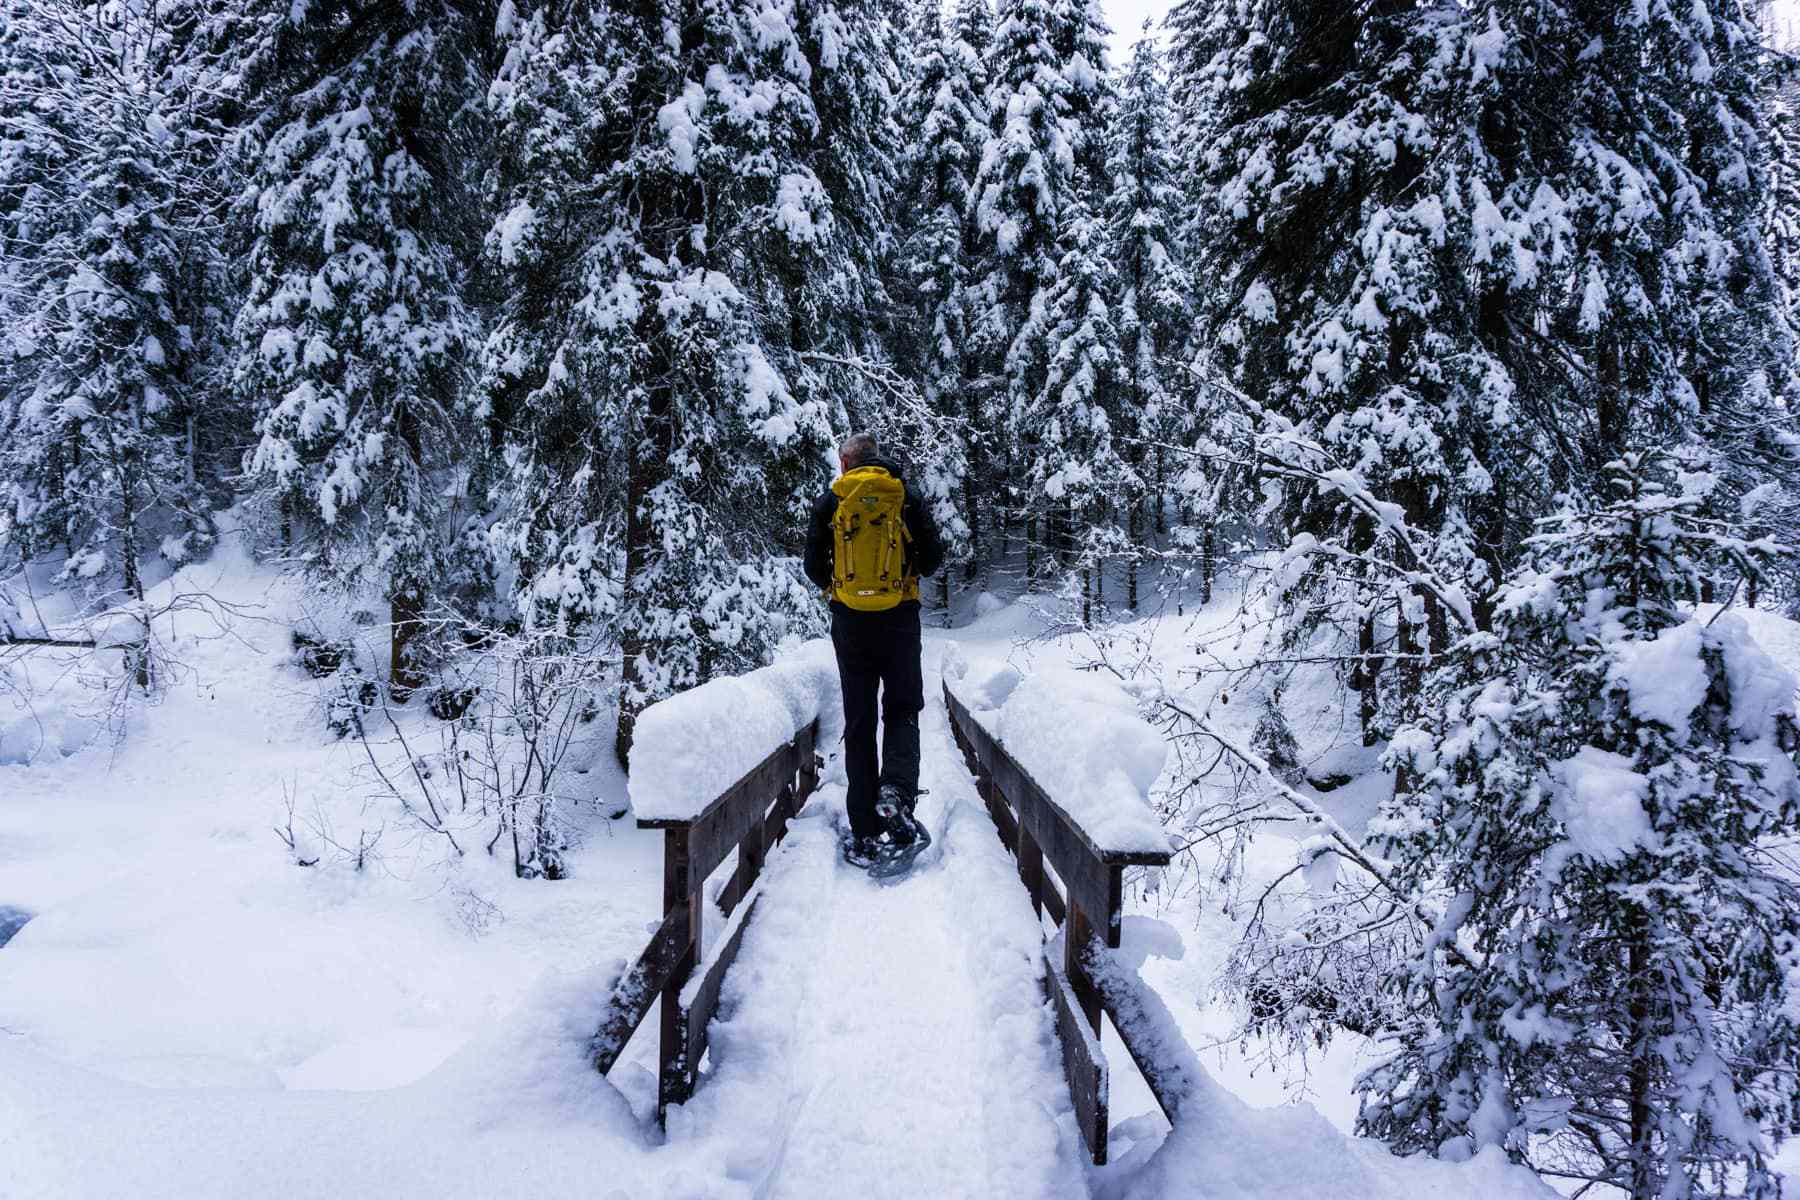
[839,432,878,468]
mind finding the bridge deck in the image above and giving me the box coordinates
[661,641,1091,1198]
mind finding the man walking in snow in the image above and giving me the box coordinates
[803,432,945,871]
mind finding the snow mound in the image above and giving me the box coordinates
[1092,938,1558,1200]
[1610,618,1709,735]
[0,962,656,1200]
[942,645,1024,711]
[628,640,838,821]
[0,703,100,765]
[955,661,1172,857]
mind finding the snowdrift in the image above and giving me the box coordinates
[945,648,1173,856]
[627,639,840,821]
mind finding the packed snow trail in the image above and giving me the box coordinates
[657,640,1090,1200]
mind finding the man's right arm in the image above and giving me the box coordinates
[803,492,835,591]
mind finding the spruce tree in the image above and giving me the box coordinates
[483,0,893,762]
[893,0,992,598]
[231,0,488,698]
[1767,64,1800,404]
[971,0,1112,585]
[0,0,231,625]
[1104,29,1194,609]
[1033,209,1125,623]
[1369,452,1800,1199]
[1175,0,1796,737]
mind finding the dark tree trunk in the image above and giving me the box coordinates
[1626,915,1656,1200]
[1154,445,1167,536]
[616,356,675,767]
[616,19,705,766]
[1357,609,1378,747]
[390,581,426,702]
[1201,523,1216,607]
[1127,502,1140,611]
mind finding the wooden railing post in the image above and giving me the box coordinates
[659,826,699,1115]
[1018,821,1044,921]
[1065,901,1103,1035]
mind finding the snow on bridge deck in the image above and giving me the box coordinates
[658,641,1091,1198]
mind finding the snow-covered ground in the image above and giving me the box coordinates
[2,549,1791,1197]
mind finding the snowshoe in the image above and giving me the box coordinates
[841,832,883,869]
[866,803,932,881]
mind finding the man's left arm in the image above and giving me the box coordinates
[906,491,946,578]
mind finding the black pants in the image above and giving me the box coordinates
[831,601,924,838]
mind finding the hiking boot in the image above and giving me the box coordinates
[874,782,912,824]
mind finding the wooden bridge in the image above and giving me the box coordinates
[587,655,1190,1174]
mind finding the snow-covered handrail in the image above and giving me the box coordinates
[590,717,821,1121]
[942,678,1178,1165]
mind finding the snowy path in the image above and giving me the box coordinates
[661,642,1089,1200]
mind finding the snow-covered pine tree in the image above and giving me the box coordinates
[946,0,996,586]
[1175,0,1796,741]
[1368,451,1800,1199]
[483,0,891,763]
[971,0,1065,581]
[1173,0,1491,739]
[971,0,1112,586]
[1755,44,1800,611]
[892,0,991,600]
[231,0,488,698]
[1103,29,1194,609]
[0,0,229,627]
[1033,209,1125,624]
[788,0,904,450]
[1766,52,1800,413]
[0,0,80,566]
[1047,0,1112,196]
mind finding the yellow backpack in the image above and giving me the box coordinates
[830,467,919,611]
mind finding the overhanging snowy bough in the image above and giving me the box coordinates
[943,678,1184,1166]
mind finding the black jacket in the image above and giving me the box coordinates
[803,457,946,595]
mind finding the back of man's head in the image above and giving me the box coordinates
[839,432,878,469]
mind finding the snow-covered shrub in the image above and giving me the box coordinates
[349,625,618,880]
[426,684,479,723]
[1250,690,1303,787]
[324,674,378,741]
[291,631,352,679]
[1365,453,1800,1197]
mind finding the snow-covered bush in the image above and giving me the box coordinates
[350,625,620,880]
[1365,453,1800,1197]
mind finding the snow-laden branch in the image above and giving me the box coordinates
[1135,679,1482,974]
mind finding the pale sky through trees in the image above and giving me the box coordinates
[1100,0,1169,61]
[1099,0,1800,60]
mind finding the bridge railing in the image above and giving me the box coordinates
[589,719,821,1120]
[944,679,1177,1166]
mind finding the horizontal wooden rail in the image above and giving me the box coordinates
[944,680,1173,1165]
[1086,941,1197,1125]
[589,718,820,1120]
[592,903,691,1075]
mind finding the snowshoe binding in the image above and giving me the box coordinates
[866,785,931,881]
